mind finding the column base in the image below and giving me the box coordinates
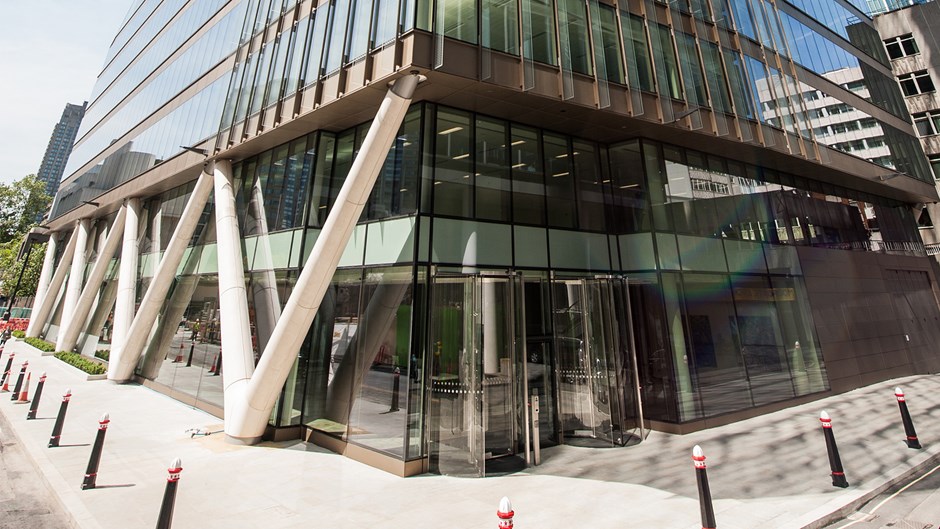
[225,434,262,446]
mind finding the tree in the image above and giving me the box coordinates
[0,175,52,304]
[0,238,46,300]
[0,174,51,243]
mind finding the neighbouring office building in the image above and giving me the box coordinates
[29,0,940,477]
[872,1,940,249]
[36,102,87,198]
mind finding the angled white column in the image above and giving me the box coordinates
[60,219,91,334]
[27,233,59,335]
[27,226,81,338]
[109,198,141,360]
[109,168,215,382]
[57,206,127,352]
[212,160,256,428]
[226,72,424,443]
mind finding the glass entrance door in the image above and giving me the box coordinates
[427,273,526,477]
[552,277,641,446]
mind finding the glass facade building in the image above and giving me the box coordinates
[37,0,940,477]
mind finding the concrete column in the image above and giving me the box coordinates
[212,160,256,427]
[247,177,282,354]
[27,226,81,338]
[110,198,141,359]
[226,72,424,443]
[109,168,215,382]
[57,206,127,353]
[60,219,91,334]
[27,233,59,335]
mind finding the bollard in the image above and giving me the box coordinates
[207,352,218,374]
[81,413,111,490]
[49,389,72,448]
[27,372,47,419]
[497,497,514,529]
[155,458,183,529]
[1,352,16,391]
[894,387,922,449]
[10,360,28,401]
[819,411,849,488]
[389,367,400,412]
[14,372,31,403]
[185,342,195,367]
[211,352,221,376]
[692,445,717,529]
[172,343,184,363]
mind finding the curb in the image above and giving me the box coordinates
[795,449,940,528]
[0,393,102,529]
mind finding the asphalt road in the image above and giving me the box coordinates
[824,459,940,529]
[0,404,70,529]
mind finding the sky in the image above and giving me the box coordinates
[0,1,132,185]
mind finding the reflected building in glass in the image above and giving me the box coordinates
[35,0,940,477]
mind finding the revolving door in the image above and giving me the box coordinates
[427,273,528,477]
[552,277,641,446]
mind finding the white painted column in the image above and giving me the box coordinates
[60,219,91,334]
[27,233,59,335]
[109,198,141,360]
[109,169,215,382]
[27,226,81,338]
[57,206,127,352]
[226,72,424,443]
[212,160,257,428]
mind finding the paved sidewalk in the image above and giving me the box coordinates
[1,338,939,529]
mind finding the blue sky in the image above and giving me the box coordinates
[0,1,131,184]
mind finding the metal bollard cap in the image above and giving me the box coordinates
[497,496,513,517]
[895,387,904,397]
[819,410,830,421]
[99,412,110,423]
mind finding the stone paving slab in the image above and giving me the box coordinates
[1,338,939,528]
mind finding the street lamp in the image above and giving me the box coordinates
[6,229,50,316]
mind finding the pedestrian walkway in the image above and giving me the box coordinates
[1,337,938,529]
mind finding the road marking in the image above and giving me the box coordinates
[834,462,940,528]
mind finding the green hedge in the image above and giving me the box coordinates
[95,349,110,361]
[24,337,55,352]
[11,330,25,338]
[53,352,107,375]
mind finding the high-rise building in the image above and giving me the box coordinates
[872,1,940,248]
[36,102,86,198]
[32,0,940,477]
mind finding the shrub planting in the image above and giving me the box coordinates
[53,352,107,375]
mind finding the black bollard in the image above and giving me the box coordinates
[1,352,15,389]
[185,342,195,367]
[27,372,47,420]
[155,458,183,529]
[11,360,28,400]
[692,445,717,529]
[81,413,111,490]
[894,387,922,449]
[820,411,849,488]
[389,367,400,412]
[49,389,72,448]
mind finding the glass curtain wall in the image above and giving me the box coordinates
[123,101,939,468]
